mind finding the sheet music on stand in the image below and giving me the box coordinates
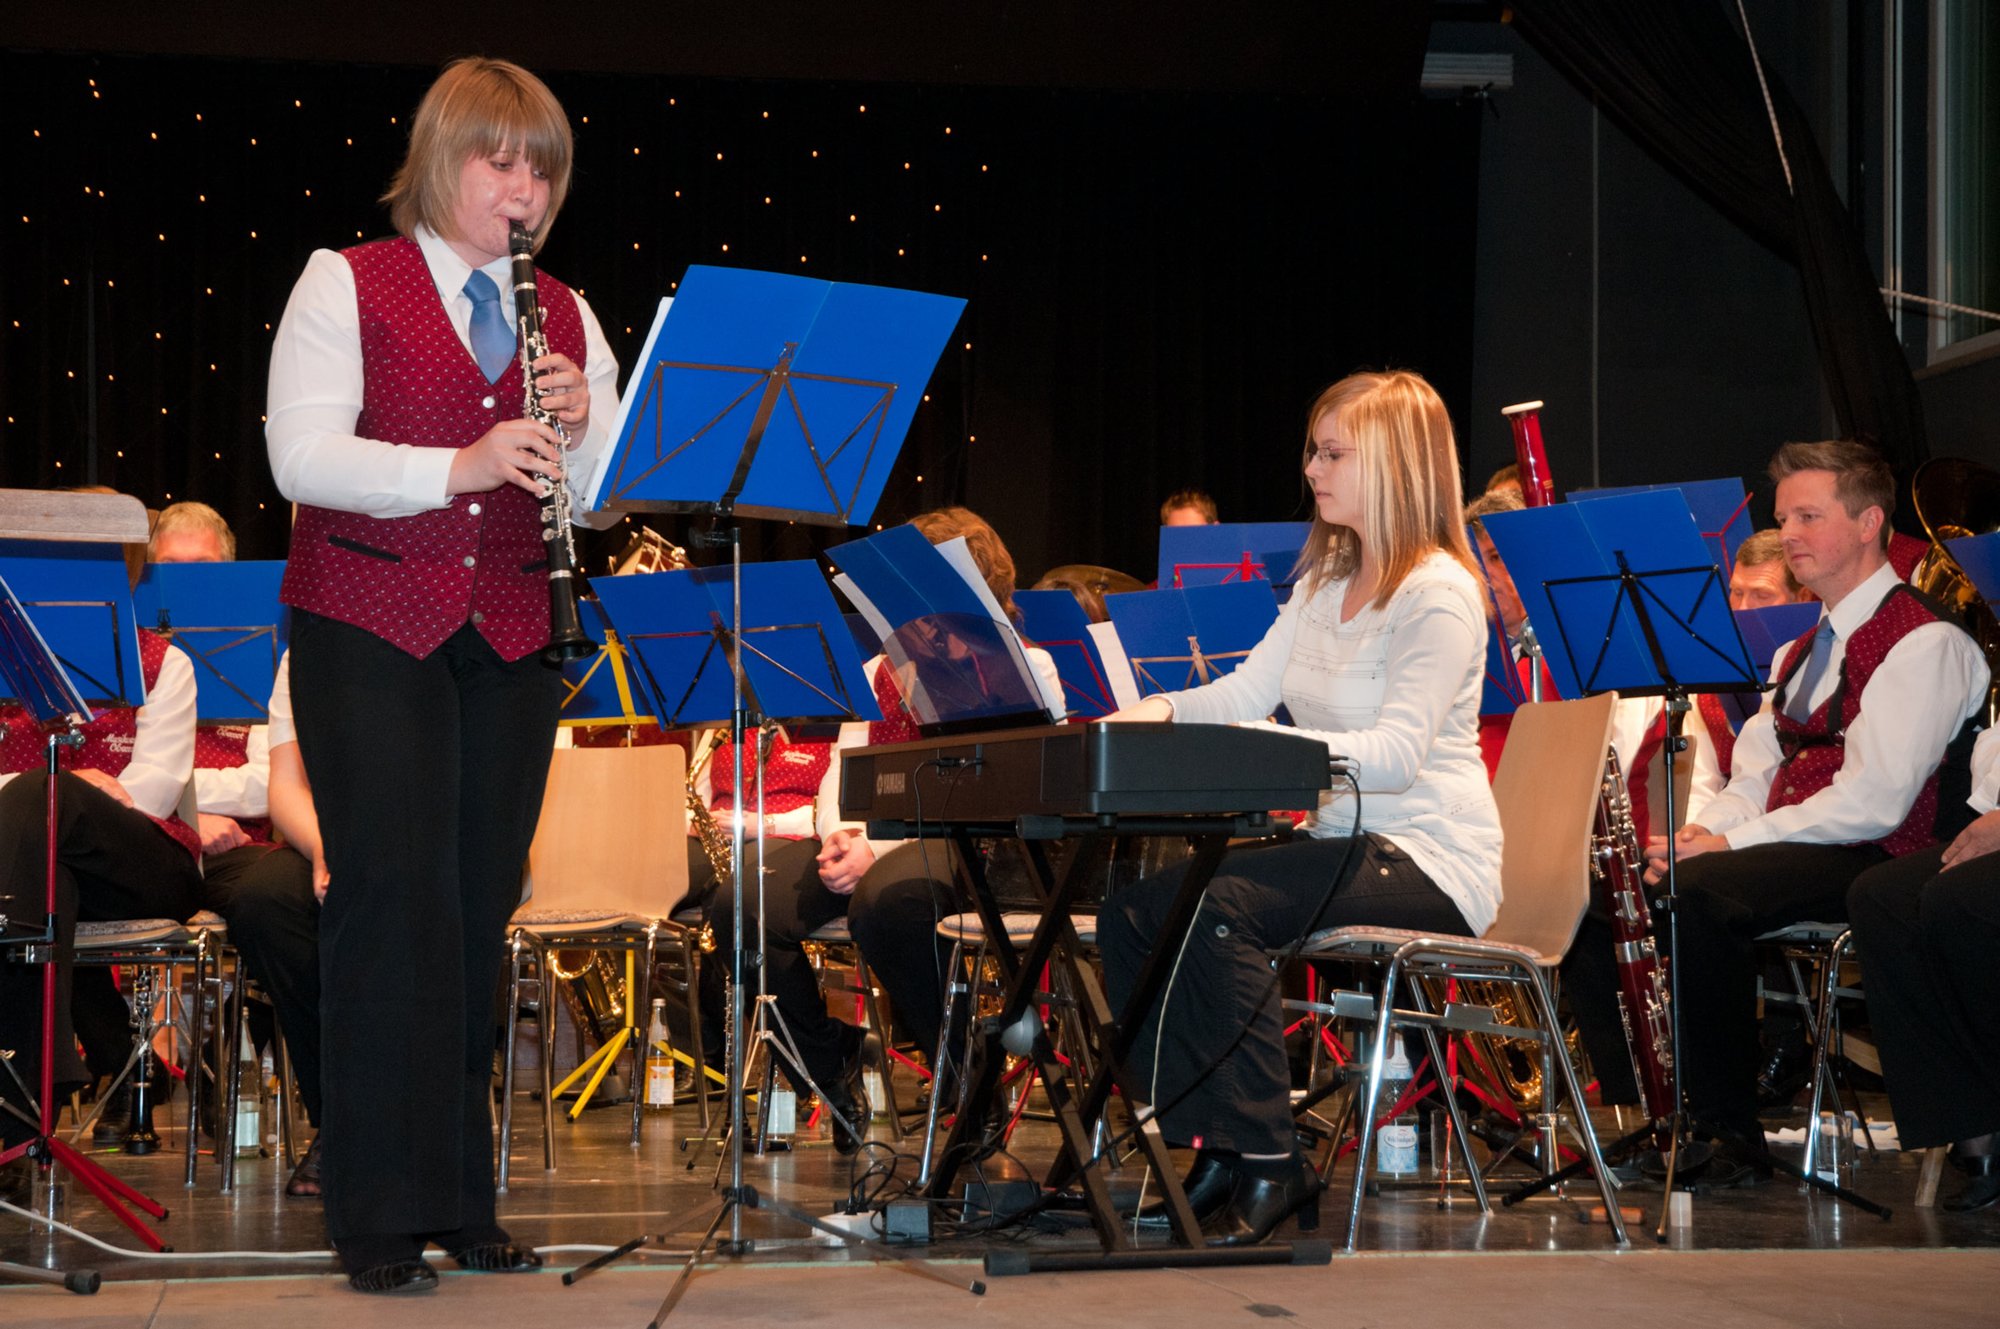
[131,560,287,724]
[1014,589,1121,720]
[827,524,1061,733]
[586,267,965,527]
[0,541,147,708]
[1103,580,1278,698]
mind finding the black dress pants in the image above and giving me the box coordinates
[200,843,322,1125]
[1848,844,2000,1149]
[0,773,201,1136]
[289,612,561,1248]
[1100,835,1470,1156]
[846,840,969,1074]
[1565,840,1888,1137]
[702,835,859,1090]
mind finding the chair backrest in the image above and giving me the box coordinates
[522,743,690,921]
[1483,692,1619,963]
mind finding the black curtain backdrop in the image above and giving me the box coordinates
[0,51,1482,582]
[1505,0,1928,480]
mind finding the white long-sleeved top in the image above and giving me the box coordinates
[1695,561,1989,848]
[1157,551,1503,935]
[816,648,1065,862]
[266,224,620,524]
[0,644,197,822]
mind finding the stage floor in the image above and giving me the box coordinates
[5,1059,1999,1325]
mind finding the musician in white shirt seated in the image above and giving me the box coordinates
[1614,442,1987,1184]
[1100,370,1502,1246]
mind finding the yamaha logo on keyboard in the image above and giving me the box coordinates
[876,771,907,796]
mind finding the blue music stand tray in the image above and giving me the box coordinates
[0,541,146,708]
[1157,522,1309,594]
[132,560,287,725]
[1015,589,1119,721]
[589,267,965,527]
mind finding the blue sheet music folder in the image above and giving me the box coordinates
[1157,522,1310,592]
[0,540,146,708]
[1481,491,1758,699]
[594,266,965,527]
[132,560,287,724]
[592,561,880,728]
[1015,588,1118,720]
[1104,580,1278,698]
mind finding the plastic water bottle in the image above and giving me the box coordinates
[233,1028,263,1157]
[644,999,675,1109]
[1375,1034,1419,1176]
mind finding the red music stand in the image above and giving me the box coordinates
[0,489,171,1267]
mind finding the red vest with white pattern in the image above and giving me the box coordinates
[194,724,274,844]
[1767,584,1954,857]
[866,660,923,747]
[1696,691,1742,785]
[278,235,588,662]
[709,735,831,818]
[0,631,201,861]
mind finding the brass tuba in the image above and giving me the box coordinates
[1911,457,2000,715]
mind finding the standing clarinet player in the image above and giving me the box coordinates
[266,58,619,1294]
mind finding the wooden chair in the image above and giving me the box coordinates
[498,744,691,1189]
[1288,693,1628,1248]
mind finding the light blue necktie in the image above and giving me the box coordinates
[463,269,514,384]
[1785,620,1836,721]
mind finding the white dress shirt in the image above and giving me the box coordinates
[194,650,293,819]
[0,643,198,822]
[1157,552,1504,936]
[266,224,620,524]
[1695,560,1990,848]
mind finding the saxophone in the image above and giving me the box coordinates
[509,220,593,666]
[685,729,733,884]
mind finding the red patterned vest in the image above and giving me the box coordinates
[194,724,274,844]
[1696,691,1746,786]
[278,235,589,662]
[0,631,201,861]
[866,659,923,747]
[709,734,831,820]
[1767,584,1960,856]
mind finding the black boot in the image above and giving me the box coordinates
[1134,1149,1239,1227]
[1201,1153,1322,1246]
[1943,1134,2000,1214]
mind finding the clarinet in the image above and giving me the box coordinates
[510,220,593,665]
[1591,751,1678,1153]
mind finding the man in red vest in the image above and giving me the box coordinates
[1627,442,1986,1183]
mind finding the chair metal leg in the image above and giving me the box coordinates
[684,941,712,1134]
[917,939,966,1188]
[535,941,558,1173]
[1524,963,1626,1245]
[854,956,905,1142]
[1403,977,1489,1214]
[183,944,209,1190]
[219,951,246,1193]
[631,927,658,1148]
[1344,957,1403,1252]
[499,930,526,1192]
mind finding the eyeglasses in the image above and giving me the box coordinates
[1305,445,1354,465]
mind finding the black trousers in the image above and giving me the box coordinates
[846,840,967,1073]
[702,834,859,1090]
[1565,840,1889,1136]
[0,773,201,1133]
[289,612,561,1247]
[200,843,322,1125]
[1848,844,2000,1149]
[1100,835,1470,1156]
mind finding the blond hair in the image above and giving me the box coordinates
[381,58,573,254]
[1733,527,1801,594]
[148,501,236,561]
[1293,370,1476,605]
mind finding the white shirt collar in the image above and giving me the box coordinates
[413,224,512,312]
[1821,559,1901,643]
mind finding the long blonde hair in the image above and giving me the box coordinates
[1292,370,1476,607]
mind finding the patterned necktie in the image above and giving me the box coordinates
[1785,620,1836,722]
[463,269,514,383]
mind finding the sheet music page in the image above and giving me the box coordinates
[580,296,672,514]
[1087,621,1142,711]
[932,537,1065,719]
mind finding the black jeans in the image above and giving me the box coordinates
[1848,844,2000,1149]
[200,843,322,1125]
[0,773,201,1134]
[289,611,562,1247]
[846,840,968,1073]
[1100,835,1470,1155]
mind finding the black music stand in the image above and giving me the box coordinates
[0,566,167,1291]
[1503,551,1891,1228]
[564,272,978,1327]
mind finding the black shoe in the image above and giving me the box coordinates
[1133,1150,1239,1228]
[1201,1154,1322,1246]
[1943,1139,2000,1214]
[449,1241,544,1272]
[90,1081,132,1145]
[348,1260,438,1294]
[1755,1027,1811,1113]
[823,1030,878,1156]
[285,1136,323,1200]
[1693,1131,1772,1191]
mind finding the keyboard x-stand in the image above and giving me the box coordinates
[842,721,1335,1276]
